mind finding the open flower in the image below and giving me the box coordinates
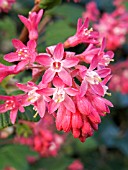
[36,43,79,86]
[0,94,28,124]
[4,39,37,72]
[64,18,99,48]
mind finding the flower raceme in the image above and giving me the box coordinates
[0,9,114,142]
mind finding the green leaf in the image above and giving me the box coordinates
[49,3,84,24]
[0,105,40,130]
[0,54,12,66]
[30,156,73,170]
[45,20,75,46]
[0,144,38,170]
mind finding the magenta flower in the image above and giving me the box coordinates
[16,81,53,118]
[47,77,78,114]
[4,39,37,72]
[36,43,79,86]
[64,18,99,48]
[0,63,16,82]
[0,94,28,124]
[78,56,111,96]
[19,9,43,40]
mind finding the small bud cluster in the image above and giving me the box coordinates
[0,9,113,142]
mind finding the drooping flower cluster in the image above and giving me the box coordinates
[0,0,15,13]
[82,1,128,50]
[15,115,64,157]
[109,60,128,94]
[0,9,113,142]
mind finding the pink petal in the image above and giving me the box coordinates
[62,109,71,132]
[79,80,88,97]
[42,68,55,84]
[91,84,104,96]
[46,45,56,55]
[16,83,31,92]
[77,18,82,32]
[56,105,65,131]
[18,15,30,30]
[58,68,72,86]
[4,52,20,62]
[27,40,37,51]
[89,54,99,70]
[12,39,26,49]
[15,60,29,72]
[65,87,78,96]
[0,104,9,113]
[48,100,60,113]
[62,57,79,68]
[76,96,91,115]
[36,97,46,118]
[35,54,52,66]
[96,68,111,78]
[63,95,76,113]
[10,108,18,124]
[53,76,64,88]
[53,43,64,60]
[37,88,54,96]
[36,9,44,25]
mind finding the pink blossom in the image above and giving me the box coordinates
[0,94,28,124]
[64,18,99,48]
[4,39,37,72]
[36,43,79,86]
[19,9,43,40]
[82,1,99,22]
[0,0,15,13]
[0,63,16,82]
[16,81,52,118]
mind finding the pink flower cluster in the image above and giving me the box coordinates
[0,9,113,142]
[109,60,128,94]
[0,0,15,13]
[15,115,64,157]
[83,1,128,50]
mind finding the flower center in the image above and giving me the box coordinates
[86,70,101,84]
[17,48,29,60]
[53,88,65,103]
[5,100,15,110]
[28,87,41,103]
[52,61,62,72]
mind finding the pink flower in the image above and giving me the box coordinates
[16,81,52,118]
[0,63,16,82]
[0,94,28,124]
[19,9,43,40]
[64,18,99,48]
[82,1,99,22]
[36,43,79,86]
[38,77,78,114]
[0,0,15,13]
[4,39,37,72]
